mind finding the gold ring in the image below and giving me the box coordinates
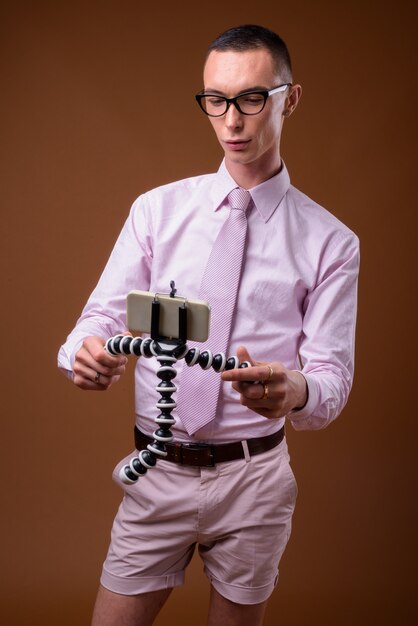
[94,372,101,384]
[260,384,269,400]
[265,365,274,382]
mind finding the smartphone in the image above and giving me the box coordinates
[127,290,211,342]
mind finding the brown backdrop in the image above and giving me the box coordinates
[1,1,417,624]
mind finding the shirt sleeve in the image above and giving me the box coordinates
[57,195,153,377]
[288,231,360,430]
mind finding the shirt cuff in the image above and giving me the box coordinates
[57,340,84,381]
[286,372,320,429]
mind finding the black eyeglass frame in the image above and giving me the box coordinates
[195,83,292,117]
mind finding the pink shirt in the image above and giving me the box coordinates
[58,160,359,443]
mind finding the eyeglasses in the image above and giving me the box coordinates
[195,83,291,117]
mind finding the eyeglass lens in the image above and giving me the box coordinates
[200,92,266,116]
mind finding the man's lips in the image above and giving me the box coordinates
[224,139,250,150]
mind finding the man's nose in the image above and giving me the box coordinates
[224,102,243,129]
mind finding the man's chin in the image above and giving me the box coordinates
[225,153,255,167]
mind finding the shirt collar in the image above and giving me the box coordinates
[211,159,291,223]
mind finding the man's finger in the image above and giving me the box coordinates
[222,363,267,382]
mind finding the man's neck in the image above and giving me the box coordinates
[225,155,283,189]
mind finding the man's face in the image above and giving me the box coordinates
[203,48,288,180]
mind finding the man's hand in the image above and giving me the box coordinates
[221,346,308,420]
[73,336,128,391]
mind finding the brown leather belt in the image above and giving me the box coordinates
[134,425,284,467]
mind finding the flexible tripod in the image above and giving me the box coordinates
[105,284,250,484]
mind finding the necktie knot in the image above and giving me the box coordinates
[228,187,251,212]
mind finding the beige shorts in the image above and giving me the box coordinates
[100,437,297,605]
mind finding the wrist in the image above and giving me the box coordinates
[290,371,308,411]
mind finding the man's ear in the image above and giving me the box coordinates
[283,84,302,118]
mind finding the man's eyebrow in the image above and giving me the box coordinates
[201,85,269,96]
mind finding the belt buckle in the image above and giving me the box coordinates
[181,443,215,467]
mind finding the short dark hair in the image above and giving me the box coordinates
[206,24,293,83]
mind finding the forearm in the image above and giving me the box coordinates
[288,232,359,429]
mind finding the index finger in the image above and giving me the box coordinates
[97,347,128,368]
[221,363,268,383]
[84,337,127,368]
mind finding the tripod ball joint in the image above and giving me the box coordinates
[119,449,157,484]
[105,335,156,358]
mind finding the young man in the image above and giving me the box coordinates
[58,24,359,626]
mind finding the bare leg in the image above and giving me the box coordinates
[91,584,172,626]
[207,586,268,626]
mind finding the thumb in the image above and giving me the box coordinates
[236,345,256,366]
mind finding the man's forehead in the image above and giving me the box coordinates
[204,48,276,74]
[203,49,278,91]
